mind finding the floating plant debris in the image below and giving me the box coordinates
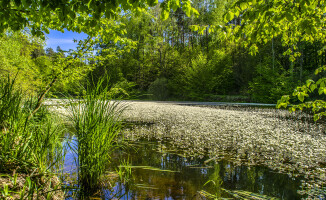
[49,100,325,198]
[118,165,179,173]
[121,101,326,198]
[106,140,304,199]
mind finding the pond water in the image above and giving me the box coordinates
[64,139,304,199]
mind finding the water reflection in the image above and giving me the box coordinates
[103,140,303,200]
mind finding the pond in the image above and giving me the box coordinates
[58,101,326,199]
[64,139,304,199]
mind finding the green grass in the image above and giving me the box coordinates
[67,78,126,197]
[0,75,66,198]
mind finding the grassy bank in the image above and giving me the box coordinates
[0,77,126,199]
[0,76,66,199]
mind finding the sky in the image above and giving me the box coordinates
[45,29,88,51]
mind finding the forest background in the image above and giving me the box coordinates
[1,0,324,105]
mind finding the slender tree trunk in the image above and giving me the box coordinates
[272,37,275,72]
[28,37,92,120]
[206,27,209,54]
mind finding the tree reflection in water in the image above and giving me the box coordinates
[104,140,302,199]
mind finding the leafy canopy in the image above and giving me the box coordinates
[0,0,198,118]
[0,0,198,38]
[224,0,325,60]
[224,0,326,120]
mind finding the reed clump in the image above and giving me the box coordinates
[68,79,125,197]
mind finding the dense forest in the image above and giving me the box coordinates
[1,0,324,105]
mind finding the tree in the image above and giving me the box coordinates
[31,43,46,59]
[0,32,41,93]
[0,0,198,118]
[56,46,63,53]
[224,0,326,120]
[45,47,55,57]
[92,0,248,101]
[0,0,198,38]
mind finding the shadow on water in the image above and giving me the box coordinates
[69,139,303,200]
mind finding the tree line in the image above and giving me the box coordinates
[87,0,325,104]
[0,0,325,107]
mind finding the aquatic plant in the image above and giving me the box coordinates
[203,164,223,198]
[121,101,326,198]
[0,76,65,173]
[47,100,326,197]
[119,165,179,173]
[199,188,280,200]
[116,159,132,184]
[67,79,125,197]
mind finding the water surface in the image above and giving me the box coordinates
[102,140,303,199]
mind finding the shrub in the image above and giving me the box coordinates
[148,77,169,100]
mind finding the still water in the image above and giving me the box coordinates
[64,139,303,200]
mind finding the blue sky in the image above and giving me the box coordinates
[45,29,88,51]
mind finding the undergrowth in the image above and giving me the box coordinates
[0,75,66,199]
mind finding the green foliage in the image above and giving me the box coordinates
[249,58,296,103]
[173,50,234,100]
[0,75,65,174]
[0,0,196,38]
[3,0,322,109]
[116,159,132,184]
[0,0,198,118]
[224,0,326,57]
[0,173,62,199]
[203,164,223,198]
[0,32,41,94]
[148,77,169,100]
[277,66,326,120]
[224,0,326,119]
[93,1,260,102]
[67,78,125,196]
[109,79,137,99]
[83,0,325,106]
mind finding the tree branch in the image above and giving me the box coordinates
[27,37,93,120]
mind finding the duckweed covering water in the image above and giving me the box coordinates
[121,102,326,198]
[106,140,303,199]
[47,100,326,198]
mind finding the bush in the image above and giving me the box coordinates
[148,77,169,100]
[108,79,137,99]
[249,60,297,103]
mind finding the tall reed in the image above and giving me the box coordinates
[0,75,65,198]
[0,75,26,172]
[68,78,125,197]
[0,76,64,199]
